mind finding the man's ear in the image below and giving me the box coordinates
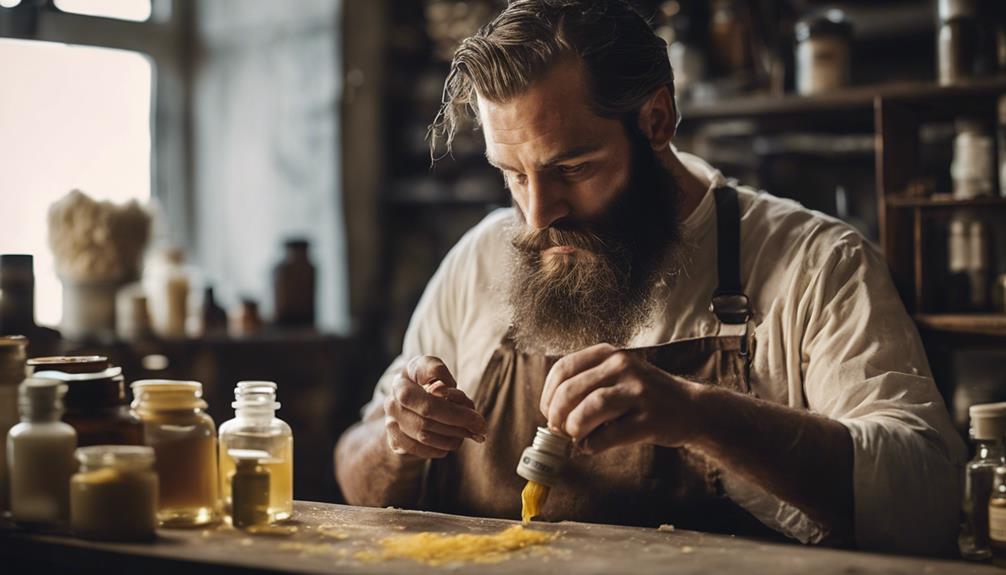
[636,86,677,150]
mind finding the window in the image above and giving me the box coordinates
[0,38,153,326]
[53,0,152,22]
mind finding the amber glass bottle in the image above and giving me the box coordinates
[33,366,143,447]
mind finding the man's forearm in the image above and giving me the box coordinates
[687,384,855,539]
[335,417,427,507]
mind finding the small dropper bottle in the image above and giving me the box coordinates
[229,449,271,529]
[516,426,571,523]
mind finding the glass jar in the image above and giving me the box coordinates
[961,402,1006,559]
[71,445,158,541]
[218,381,294,522]
[33,366,143,447]
[794,10,852,96]
[131,379,219,527]
[0,335,27,513]
[229,449,272,529]
[990,466,1006,566]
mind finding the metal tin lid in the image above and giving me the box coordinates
[795,9,852,43]
[970,402,1006,440]
[27,355,109,374]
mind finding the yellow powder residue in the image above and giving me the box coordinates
[356,525,557,566]
[521,480,550,524]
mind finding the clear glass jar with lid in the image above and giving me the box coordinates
[218,381,293,522]
[71,445,158,541]
[131,379,219,527]
[961,402,1006,559]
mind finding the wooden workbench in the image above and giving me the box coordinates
[0,501,998,574]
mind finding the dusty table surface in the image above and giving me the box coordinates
[0,501,999,574]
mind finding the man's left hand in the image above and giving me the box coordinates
[539,343,704,453]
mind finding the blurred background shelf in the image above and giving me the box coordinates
[915,314,1006,337]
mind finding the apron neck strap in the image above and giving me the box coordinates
[711,186,751,325]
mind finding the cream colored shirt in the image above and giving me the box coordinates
[364,152,966,555]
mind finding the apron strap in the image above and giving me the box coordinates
[711,186,751,326]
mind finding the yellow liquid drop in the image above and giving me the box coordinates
[356,525,556,565]
[521,480,550,524]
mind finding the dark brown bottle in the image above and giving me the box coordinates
[0,254,61,357]
[272,240,316,328]
[32,364,143,447]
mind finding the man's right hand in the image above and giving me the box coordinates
[383,355,487,459]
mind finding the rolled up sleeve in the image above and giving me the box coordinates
[800,236,966,555]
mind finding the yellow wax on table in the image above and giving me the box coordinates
[356,525,557,566]
[521,480,550,524]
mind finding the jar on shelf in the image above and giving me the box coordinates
[33,365,143,447]
[794,9,852,96]
[218,381,294,522]
[131,379,219,527]
[952,119,995,199]
[938,0,979,85]
[0,335,27,513]
[70,445,158,541]
[273,239,316,328]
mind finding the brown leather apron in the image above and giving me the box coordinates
[424,187,781,538]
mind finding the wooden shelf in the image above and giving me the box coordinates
[914,314,1006,337]
[680,76,1006,124]
[886,196,1006,209]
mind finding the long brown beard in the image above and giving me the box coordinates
[506,125,682,355]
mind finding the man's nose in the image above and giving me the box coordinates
[525,174,570,230]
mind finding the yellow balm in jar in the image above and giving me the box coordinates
[71,445,158,541]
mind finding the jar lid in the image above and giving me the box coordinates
[970,402,1006,440]
[76,445,155,468]
[18,377,67,412]
[131,379,206,411]
[795,9,852,43]
[34,367,125,408]
[27,355,109,374]
[0,335,27,348]
[0,254,33,271]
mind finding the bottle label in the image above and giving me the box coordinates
[989,505,1006,542]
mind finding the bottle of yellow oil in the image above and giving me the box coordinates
[516,426,570,523]
[218,381,293,522]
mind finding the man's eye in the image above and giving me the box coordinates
[559,164,586,176]
[509,172,527,186]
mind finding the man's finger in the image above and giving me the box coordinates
[540,343,617,416]
[545,358,622,432]
[407,355,458,389]
[393,374,487,435]
[563,382,637,439]
[386,420,450,459]
[388,397,477,441]
[578,413,650,455]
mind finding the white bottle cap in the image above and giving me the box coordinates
[969,402,1006,440]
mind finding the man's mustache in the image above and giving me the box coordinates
[510,220,613,255]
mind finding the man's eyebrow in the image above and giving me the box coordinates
[540,143,604,167]
[485,143,604,172]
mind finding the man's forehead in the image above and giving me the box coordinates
[476,59,609,154]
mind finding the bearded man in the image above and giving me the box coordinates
[335,0,964,556]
